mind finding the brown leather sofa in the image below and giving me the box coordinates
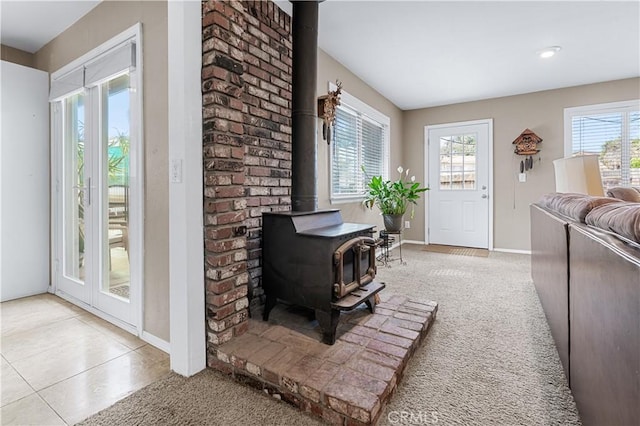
[530,193,639,426]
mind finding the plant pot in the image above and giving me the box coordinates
[383,214,404,232]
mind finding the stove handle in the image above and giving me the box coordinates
[361,236,381,248]
[333,236,379,298]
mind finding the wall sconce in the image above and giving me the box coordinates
[317,80,342,145]
[512,128,542,174]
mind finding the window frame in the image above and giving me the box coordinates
[328,82,390,203]
[564,99,640,188]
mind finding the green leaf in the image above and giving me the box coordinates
[362,165,429,215]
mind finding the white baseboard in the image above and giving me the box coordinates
[54,290,170,354]
[402,239,425,245]
[493,248,531,255]
[375,239,423,257]
[375,236,409,256]
[141,331,170,353]
[55,290,138,335]
[405,241,531,255]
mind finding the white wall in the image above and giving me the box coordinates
[0,60,50,301]
[167,0,206,376]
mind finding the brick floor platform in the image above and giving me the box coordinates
[209,291,438,425]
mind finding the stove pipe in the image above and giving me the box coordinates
[291,0,319,212]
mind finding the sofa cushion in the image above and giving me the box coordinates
[606,186,640,202]
[538,192,622,223]
[586,203,640,243]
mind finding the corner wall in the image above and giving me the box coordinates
[403,77,640,250]
[1,44,35,68]
[317,50,404,231]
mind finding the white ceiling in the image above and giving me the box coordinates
[277,0,640,110]
[0,0,100,53]
[2,1,639,110]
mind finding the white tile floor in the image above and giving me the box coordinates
[0,294,170,425]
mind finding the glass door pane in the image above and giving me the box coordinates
[462,133,477,190]
[438,134,477,190]
[63,93,86,283]
[100,74,131,300]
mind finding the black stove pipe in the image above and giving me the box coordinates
[291,0,319,212]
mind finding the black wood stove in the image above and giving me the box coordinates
[260,1,385,344]
[262,210,384,344]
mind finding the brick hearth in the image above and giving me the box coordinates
[209,292,438,425]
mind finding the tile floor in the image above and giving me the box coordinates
[0,293,170,425]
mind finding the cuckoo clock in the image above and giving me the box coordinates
[513,128,542,172]
[513,128,542,155]
[317,80,342,145]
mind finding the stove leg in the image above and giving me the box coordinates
[365,296,376,314]
[263,295,277,321]
[316,309,340,345]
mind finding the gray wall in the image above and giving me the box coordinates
[1,44,35,68]
[403,77,640,250]
[317,49,405,232]
[34,1,170,341]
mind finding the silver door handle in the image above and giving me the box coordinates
[481,194,488,199]
[72,177,91,205]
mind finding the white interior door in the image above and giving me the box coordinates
[426,120,492,249]
[53,39,140,328]
[0,61,50,301]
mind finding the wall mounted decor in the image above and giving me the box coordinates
[317,80,342,144]
[512,128,542,172]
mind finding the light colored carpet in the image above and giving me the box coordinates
[422,243,489,257]
[79,245,580,426]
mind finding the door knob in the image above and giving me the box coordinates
[72,177,92,205]
[481,194,488,199]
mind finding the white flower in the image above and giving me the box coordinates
[411,176,416,182]
[397,166,403,174]
[405,168,410,176]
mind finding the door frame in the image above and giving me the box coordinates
[50,23,144,336]
[423,118,494,250]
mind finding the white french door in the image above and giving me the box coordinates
[52,32,141,329]
[425,120,492,249]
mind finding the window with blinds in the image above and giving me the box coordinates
[566,101,640,189]
[330,93,389,200]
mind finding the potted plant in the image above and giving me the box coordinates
[363,166,429,232]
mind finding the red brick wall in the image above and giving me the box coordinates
[202,0,292,355]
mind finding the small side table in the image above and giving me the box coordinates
[378,230,404,265]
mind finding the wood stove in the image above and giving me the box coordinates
[262,210,385,344]
[260,1,385,344]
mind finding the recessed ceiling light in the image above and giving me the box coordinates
[538,46,562,59]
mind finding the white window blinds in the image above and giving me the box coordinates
[49,67,84,101]
[331,101,389,199]
[49,41,136,101]
[569,103,640,189]
[85,42,136,87]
